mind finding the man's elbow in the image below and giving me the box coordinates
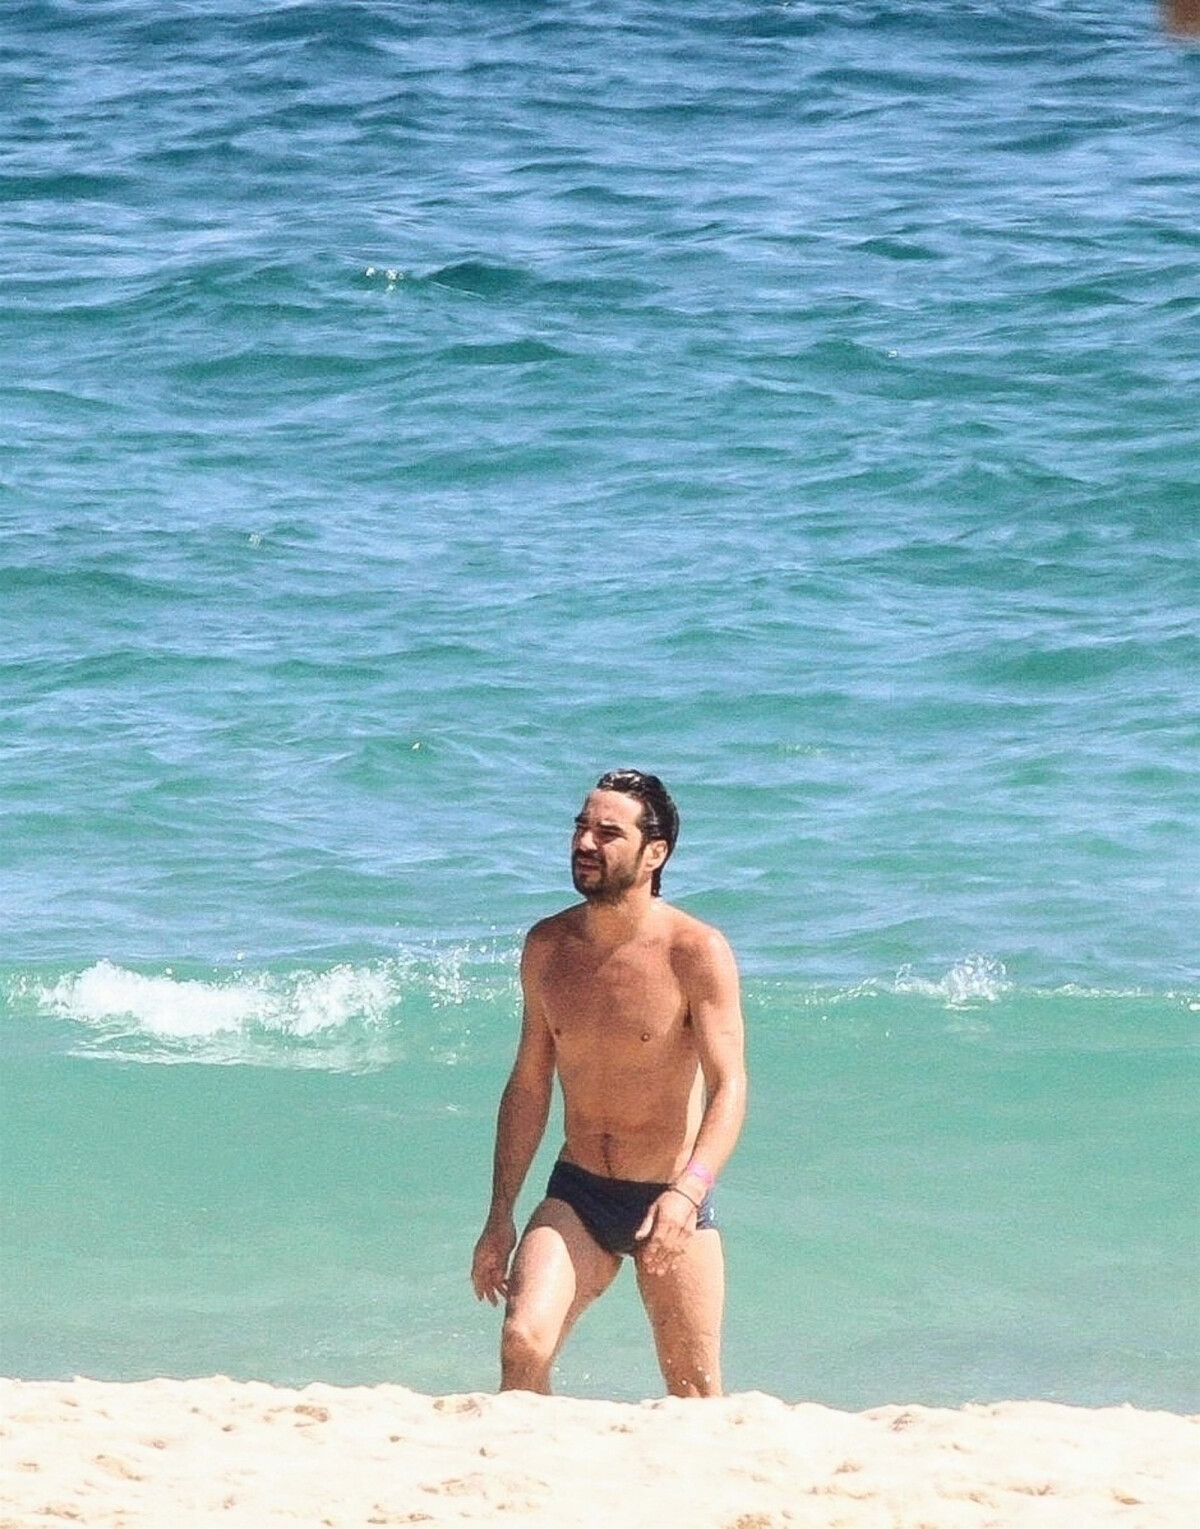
[710,1067,748,1120]
[502,1070,553,1116]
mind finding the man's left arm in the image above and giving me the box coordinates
[677,924,747,1193]
[638,924,747,1274]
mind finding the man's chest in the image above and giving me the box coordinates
[539,944,686,1044]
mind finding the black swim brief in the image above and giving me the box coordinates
[546,1158,717,1258]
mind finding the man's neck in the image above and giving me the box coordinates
[580,889,659,947]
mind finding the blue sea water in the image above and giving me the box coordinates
[2,0,1197,1409]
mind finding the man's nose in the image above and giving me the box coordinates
[574,826,597,852]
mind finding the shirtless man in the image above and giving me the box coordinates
[470,770,746,1397]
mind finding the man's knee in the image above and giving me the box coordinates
[500,1309,556,1374]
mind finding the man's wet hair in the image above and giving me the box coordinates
[594,769,679,896]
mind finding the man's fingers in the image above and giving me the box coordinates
[635,1193,698,1275]
[472,1219,517,1304]
[471,1244,510,1304]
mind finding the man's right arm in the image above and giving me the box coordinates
[470,936,556,1304]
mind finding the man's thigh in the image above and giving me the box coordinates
[506,1197,622,1351]
[635,1228,725,1397]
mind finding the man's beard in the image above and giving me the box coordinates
[571,854,640,904]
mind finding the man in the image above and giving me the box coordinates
[470,770,746,1397]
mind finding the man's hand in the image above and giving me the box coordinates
[634,1187,697,1277]
[471,1214,517,1305]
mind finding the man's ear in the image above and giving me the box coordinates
[644,837,669,874]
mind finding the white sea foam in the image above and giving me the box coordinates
[802,957,1013,1011]
[892,955,1011,1008]
[25,951,517,1069]
[37,960,392,1039]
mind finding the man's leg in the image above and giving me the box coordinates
[500,1198,621,1393]
[635,1228,725,1397]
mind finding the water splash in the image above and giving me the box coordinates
[16,948,519,1070]
[36,960,390,1037]
[892,954,1011,1008]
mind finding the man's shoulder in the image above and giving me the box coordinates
[659,906,740,1009]
[659,902,735,963]
[525,904,585,949]
[520,909,581,994]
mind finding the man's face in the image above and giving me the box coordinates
[570,789,660,904]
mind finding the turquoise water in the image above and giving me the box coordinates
[2,1,1197,1408]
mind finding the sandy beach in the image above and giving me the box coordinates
[0,1378,1195,1528]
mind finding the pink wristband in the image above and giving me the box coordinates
[682,1157,715,1190]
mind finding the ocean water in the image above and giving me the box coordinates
[2,0,1197,1409]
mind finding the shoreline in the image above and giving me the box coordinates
[1,1377,1195,1527]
